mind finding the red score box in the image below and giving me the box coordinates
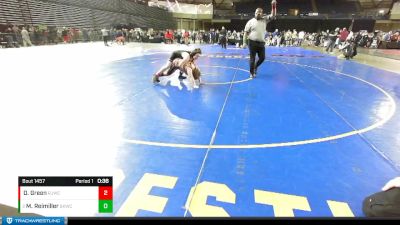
[99,186,113,200]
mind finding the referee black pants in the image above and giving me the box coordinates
[248,40,265,74]
[363,187,400,217]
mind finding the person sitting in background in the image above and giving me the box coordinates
[363,177,400,217]
[339,36,357,60]
[115,29,125,45]
[382,31,392,42]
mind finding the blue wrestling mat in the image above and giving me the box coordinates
[100,45,399,217]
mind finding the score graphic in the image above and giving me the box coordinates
[18,177,113,216]
[99,186,113,213]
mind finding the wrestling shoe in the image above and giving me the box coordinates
[152,73,160,83]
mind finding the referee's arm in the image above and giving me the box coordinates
[264,0,277,20]
[242,26,250,48]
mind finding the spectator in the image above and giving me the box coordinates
[21,27,32,47]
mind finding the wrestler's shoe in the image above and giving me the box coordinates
[178,72,186,80]
[152,73,160,83]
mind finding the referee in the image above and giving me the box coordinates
[243,0,277,78]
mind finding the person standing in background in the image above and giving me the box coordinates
[220,26,227,49]
[21,27,32,47]
[101,28,109,46]
[243,0,277,78]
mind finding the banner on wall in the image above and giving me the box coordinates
[148,0,213,15]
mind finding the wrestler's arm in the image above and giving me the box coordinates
[185,66,196,87]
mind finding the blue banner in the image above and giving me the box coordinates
[1,217,64,225]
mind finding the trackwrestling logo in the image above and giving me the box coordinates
[1,217,64,225]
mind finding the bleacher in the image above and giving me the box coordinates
[26,0,94,28]
[0,0,25,24]
[0,0,175,29]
